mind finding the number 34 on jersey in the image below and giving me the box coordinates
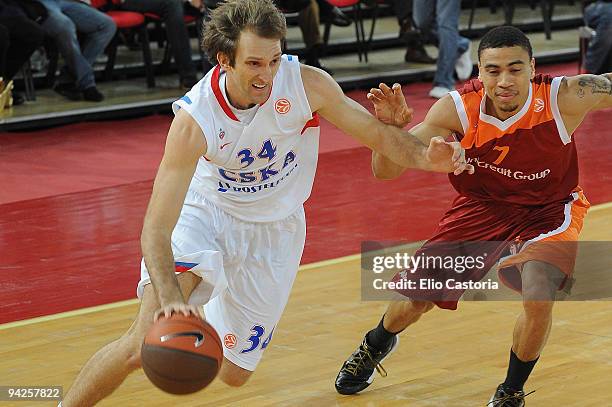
[218,139,297,184]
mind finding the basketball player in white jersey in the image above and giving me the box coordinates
[59,1,473,405]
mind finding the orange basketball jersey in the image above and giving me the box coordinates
[448,74,579,206]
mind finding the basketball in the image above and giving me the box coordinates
[141,314,223,394]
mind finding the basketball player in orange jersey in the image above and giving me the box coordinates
[57,1,474,406]
[335,26,612,406]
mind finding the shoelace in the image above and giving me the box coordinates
[486,389,535,406]
[342,342,388,378]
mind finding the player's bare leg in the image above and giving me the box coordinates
[62,272,202,407]
[218,358,253,387]
[513,260,562,360]
[335,299,434,394]
[382,299,435,332]
[489,260,563,406]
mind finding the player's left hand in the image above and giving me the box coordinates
[367,83,413,128]
[426,136,475,175]
[154,302,205,323]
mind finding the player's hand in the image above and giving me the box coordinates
[154,302,204,322]
[367,83,413,128]
[426,136,475,175]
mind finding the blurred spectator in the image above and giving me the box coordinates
[316,0,351,27]
[0,0,45,106]
[389,0,436,64]
[40,0,116,101]
[120,0,202,88]
[583,0,612,74]
[278,0,333,73]
[413,0,472,98]
[298,0,331,72]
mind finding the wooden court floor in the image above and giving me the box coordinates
[1,204,611,407]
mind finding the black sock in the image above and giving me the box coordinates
[503,349,539,391]
[365,315,400,352]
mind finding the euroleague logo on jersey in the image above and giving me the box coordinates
[534,98,545,113]
[275,98,291,114]
[224,333,237,349]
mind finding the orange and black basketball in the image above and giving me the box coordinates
[141,314,223,394]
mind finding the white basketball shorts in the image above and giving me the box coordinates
[137,189,306,371]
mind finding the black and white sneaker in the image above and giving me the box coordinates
[334,335,398,395]
[488,383,534,406]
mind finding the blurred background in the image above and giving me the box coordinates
[0,0,604,130]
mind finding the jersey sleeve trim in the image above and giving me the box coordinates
[449,90,468,134]
[289,55,316,124]
[550,76,571,145]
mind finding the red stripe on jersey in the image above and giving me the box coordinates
[211,65,239,122]
[301,113,320,134]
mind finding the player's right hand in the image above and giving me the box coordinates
[154,302,204,322]
[426,136,475,175]
[367,83,414,128]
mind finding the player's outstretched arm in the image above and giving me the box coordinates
[369,92,467,179]
[141,109,206,321]
[559,74,612,117]
[301,65,470,174]
[366,82,413,179]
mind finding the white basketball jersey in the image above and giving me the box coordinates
[172,55,320,222]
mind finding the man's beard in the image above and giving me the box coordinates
[500,104,519,113]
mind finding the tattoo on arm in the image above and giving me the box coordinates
[577,75,612,97]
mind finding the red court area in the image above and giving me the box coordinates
[1,63,611,323]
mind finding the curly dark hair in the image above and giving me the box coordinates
[202,0,287,66]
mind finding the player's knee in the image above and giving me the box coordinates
[522,300,553,320]
[522,273,555,299]
[119,330,144,370]
[120,308,156,370]
[388,300,433,325]
[218,369,252,387]
[126,349,142,370]
[409,300,434,314]
[218,359,253,387]
[522,261,563,301]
